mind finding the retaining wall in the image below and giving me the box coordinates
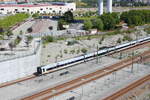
[0,43,41,83]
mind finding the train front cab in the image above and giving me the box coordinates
[37,67,46,75]
[37,67,42,75]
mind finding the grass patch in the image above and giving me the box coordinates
[75,34,103,40]
[74,16,97,21]
[0,13,29,29]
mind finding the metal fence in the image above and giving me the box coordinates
[28,29,87,38]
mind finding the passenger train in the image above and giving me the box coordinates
[37,36,150,75]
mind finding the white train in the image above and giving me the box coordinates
[37,36,150,74]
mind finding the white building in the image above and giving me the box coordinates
[0,2,76,14]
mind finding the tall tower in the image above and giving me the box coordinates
[107,0,112,13]
[98,0,104,15]
[98,0,113,15]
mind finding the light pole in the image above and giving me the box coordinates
[131,51,134,73]
[96,45,99,64]
[51,89,56,100]
[92,80,98,94]
[81,78,85,100]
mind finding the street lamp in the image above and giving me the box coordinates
[81,78,86,100]
[51,89,56,100]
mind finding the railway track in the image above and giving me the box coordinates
[21,50,150,100]
[0,75,36,88]
[0,41,149,89]
[103,74,150,100]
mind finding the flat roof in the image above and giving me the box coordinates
[0,3,68,7]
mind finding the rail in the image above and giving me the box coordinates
[103,74,150,100]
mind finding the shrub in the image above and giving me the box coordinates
[83,19,93,30]
[117,38,121,44]
[87,35,91,40]
[67,40,78,46]
[144,27,150,34]
[81,48,87,54]
[32,13,39,18]
[122,35,132,41]
[76,49,80,54]
[70,49,75,54]
[91,18,104,30]
[64,49,68,54]
[26,35,33,42]
[14,36,21,45]
[47,55,51,57]
[42,36,54,44]
[27,27,33,33]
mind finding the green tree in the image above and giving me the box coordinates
[81,48,87,54]
[92,18,104,30]
[100,13,116,30]
[5,30,13,39]
[129,16,143,26]
[27,27,33,33]
[63,11,74,23]
[58,19,67,30]
[84,20,93,30]
[121,10,150,26]
[14,36,21,45]
[111,12,120,24]
[42,36,54,44]
[32,13,39,18]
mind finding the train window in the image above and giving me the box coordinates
[1,8,4,10]
[42,69,45,72]
[15,9,18,11]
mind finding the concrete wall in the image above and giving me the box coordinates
[0,43,41,83]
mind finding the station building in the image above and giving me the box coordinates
[0,2,76,14]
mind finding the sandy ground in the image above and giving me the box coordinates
[31,19,58,33]
[12,20,36,35]
[40,28,150,65]
[12,19,58,35]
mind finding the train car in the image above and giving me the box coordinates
[37,36,150,75]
